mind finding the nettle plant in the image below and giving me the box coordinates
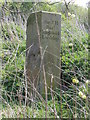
[72,78,89,117]
[61,13,88,82]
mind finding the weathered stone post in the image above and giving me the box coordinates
[26,11,61,100]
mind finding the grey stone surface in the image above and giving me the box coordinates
[26,11,61,96]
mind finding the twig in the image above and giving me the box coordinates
[51,74,59,118]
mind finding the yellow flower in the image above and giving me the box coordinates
[69,43,73,47]
[79,91,83,97]
[72,79,79,84]
[71,14,75,18]
[79,91,87,99]
[68,12,71,17]
[82,94,86,99]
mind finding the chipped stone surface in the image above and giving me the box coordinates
[26,11,61,96]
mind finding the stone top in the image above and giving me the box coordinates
[29,11,61,15]
[27,11,61,24]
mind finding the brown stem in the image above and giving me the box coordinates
[51,74,58,118]
[35,10,48,118]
